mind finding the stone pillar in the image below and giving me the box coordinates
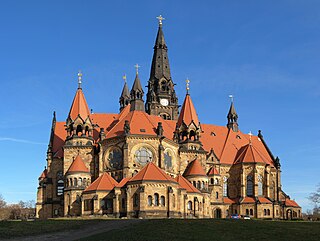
[240,167,245,197]
[114,189,120,218]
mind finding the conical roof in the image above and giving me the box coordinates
[67,155,89,173]
[155,25,166,48]
[177,94,200,127]
[84,173,118,192]
[121,82,130,99]
[39,168,48,180]
[129,162,176,183]
[183,159,206,177]
[234,143,269,164]
[228,102,238,119]
[68,88,91,120]
[131,73,143,93]
[175,174,200,193]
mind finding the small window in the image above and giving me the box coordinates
[160,196,165,206]
[250,209,253,216]
[148,195,152,206]
[236,135,241,139]
[187,201,192,210]
[267,209,270,216]
[57,180,64,196]
[210,132,216,136]
[133,193,139,207]
[246,209,249,215]
[216,192,219,199]
[154,193,159,206]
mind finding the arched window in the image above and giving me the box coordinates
[164,151,172,170]
[247,176,253,196]
[76,125,82,136]
[187,201,192,210]
[78,177,82,186]
[148,195,152,206]
[133,193,139,207]
[210,178,214,185]
[193,181,196,187]
[216,192,219,199]
[57,180,64,196]
[258,175,263,196]
[122,198,125,209]
[264,209,267,216]
[214,178,219,185]
[154,193,159,206]
[250,209,253,216]
[70,178,73,186]
[267,209,270,216]
[83,178,86,187]
[246,209,249,215]
[197,181,201,189]
[201,181,205,189]
[160,196,165,206]
[223,176,228,197]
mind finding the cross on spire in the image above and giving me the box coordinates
[134,64,140,74]
[248,131,253,144]
[186,78,190,94]
[78,71,83,89]
[122,74,127,83]
[156,15,165,25]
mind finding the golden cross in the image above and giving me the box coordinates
[156,15,165,25]
[78,70,83,88]
[134,64,140,74]
[122,74,127,83]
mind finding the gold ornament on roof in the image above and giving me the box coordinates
[186,78,190,93]
[156,15,165,25]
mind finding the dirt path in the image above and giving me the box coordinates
[2,219,144,241]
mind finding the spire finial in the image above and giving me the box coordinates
[229,94,234,103]
[134,64,140,74]
[186,78,190,94]
[122,74,127,83]
[248,131,253,145]
[78,70,83,89]
[156,15,165,26]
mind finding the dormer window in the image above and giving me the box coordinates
[211,132,216,136]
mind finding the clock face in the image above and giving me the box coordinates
[160,98,169,106]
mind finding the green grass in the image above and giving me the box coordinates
[0,218,103,239]
[81,219,320,241]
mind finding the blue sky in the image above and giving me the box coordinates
[0,1,319,212]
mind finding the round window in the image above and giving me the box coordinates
[135,147,153,166]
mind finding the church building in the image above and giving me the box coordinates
[36,16,301,220]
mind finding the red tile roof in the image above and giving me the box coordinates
[184,159,207,177]
[67,155,89,173]
[207,166,219,176]
[175,174,201,193]
[241,197,256,203]
[177,94,200,127]
[84,173,118,192]
[258,197,272,204]
[68,88,91,120]
[223,197,236,204]
[285,199,300,207]
[116,177,130,188]
[39,169,48,180]
[234,143,270,165]
[129,162,177,183]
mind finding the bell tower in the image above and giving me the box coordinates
[145,15,179,120]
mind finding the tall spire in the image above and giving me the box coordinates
[119,74,130,112]
[145,15,179,120]
[227,95,239,132]
[130,65,145,112]
[68,72,91,120]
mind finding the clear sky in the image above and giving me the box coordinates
[0,1,319,212]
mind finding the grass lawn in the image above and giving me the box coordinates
[0,218,103,239]
[82,219,320,241]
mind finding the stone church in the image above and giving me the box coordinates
[36,16,301,220]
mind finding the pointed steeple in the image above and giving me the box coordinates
[227,96,239,132]
[130,65,145,112]
[145,15,179,120]
[66,72,93,139]
[119,74,131,112]
[175,80,202,144]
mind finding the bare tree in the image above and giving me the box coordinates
[0,194,6,209]
[309,184,320,217]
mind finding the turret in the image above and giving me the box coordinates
[119,75,130,112]
[130,65,145,112]
[227,95,239,132]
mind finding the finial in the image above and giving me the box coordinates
[248,131,253,144]
[156,15,165,25]
[229,95,234,103]
[78,71,83,89]
[134,64,140,74]
[122,74,127,83]
[186,78,190,94]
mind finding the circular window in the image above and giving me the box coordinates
[107,149,122,169]
[135,147,153,166]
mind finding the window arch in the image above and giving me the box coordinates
[154,193,159,206]
[223,176,228,197]
[164,150,173,170]
[187,201,192,210]
[160,196,165,206]
[267,209,270,216]
[133,193,139,207]
[74,177,78,186]
[148,195,152,206]
[250,209,253,216]
[210,178,214,185]
[247,175,253,196]
[258,175,263,196]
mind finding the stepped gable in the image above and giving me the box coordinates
[207,166,219,176]
[128,162,176,183]
[175,175,201,193]
[183,158,206,177]
[67,155,89,173]
[84,173,118,192]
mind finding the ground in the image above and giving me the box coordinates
[0,219,319,241]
